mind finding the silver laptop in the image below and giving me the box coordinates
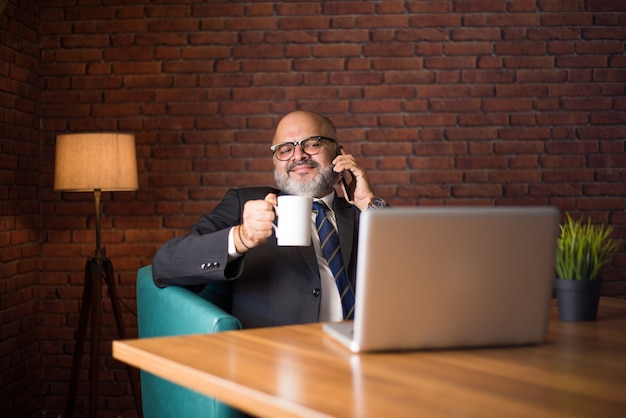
[323,207,560,353]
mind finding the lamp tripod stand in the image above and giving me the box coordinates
[65,190,142,418]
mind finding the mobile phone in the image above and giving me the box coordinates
[335,146,354,202]
[340,172,353,202]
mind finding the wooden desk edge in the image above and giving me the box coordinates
[112,339,331,418]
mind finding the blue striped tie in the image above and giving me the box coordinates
[313,201,355,320]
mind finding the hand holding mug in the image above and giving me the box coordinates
[237,194,277,251]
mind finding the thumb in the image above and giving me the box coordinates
[264,193,278,206]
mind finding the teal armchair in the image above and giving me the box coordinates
[136,265,244,418]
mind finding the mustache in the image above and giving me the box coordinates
[287,160,320,173]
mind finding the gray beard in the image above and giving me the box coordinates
[274,162,340,198]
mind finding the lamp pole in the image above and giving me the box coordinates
[64,190,142,418]
[94,189,103,260]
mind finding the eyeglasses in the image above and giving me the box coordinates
[270,136,337,161]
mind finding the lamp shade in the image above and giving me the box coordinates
[54,133,139,192]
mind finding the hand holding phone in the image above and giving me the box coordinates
[335,146,355,203]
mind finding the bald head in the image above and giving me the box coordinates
[272,111,336,146]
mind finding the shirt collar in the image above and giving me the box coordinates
[315,192,335,211]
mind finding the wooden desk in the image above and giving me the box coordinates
[114,298,626,417]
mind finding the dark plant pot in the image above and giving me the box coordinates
[553,278,602,321]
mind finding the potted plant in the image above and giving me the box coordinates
[554,213,620,321]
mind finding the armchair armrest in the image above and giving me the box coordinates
[136,265,243,418]
[137,265,241,338]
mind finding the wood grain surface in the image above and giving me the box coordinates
[114,297,626,417]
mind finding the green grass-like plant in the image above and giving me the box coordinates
[555,213,621,281]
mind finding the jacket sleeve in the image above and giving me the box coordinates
[152,187,279,288]
[152,189,246,287]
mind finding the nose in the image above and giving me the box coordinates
[291,143,309,160]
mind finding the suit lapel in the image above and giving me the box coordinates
[333,197,358,272]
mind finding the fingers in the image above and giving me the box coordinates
[332,152,375,210]
[332,152,365,177]
[332,153,372,186]
[240,194,277,249]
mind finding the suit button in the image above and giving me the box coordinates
[201,262,220,270]
[312,288,320,297]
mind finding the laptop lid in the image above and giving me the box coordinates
[323,207,560,353]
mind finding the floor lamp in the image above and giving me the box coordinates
[54,133,142,418]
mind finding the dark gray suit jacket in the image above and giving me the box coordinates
[152,187,361,328]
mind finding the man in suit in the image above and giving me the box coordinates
[152,110,387,328]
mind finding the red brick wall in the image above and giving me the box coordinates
[0,0,43,417]
[2,0,626,416]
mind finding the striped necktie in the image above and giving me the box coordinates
[313,201,355,320]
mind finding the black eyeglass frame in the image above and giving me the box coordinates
[270,136,337,161]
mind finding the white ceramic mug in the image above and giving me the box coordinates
[274,195,312,246]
